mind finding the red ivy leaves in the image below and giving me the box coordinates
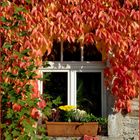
[1,0,140,113]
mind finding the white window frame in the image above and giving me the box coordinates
[39,61,107,117]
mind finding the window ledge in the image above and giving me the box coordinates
[40,61,106,70]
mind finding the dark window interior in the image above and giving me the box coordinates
[42,41,61,61]
[42,41,102,61]
[43,72,67,106]
[63,41,81,61]
[77,72,101,116]
[84,44,102,61]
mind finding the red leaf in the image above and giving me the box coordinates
[30,108,40,119]
[12,103,22,112]
[37,99,46,109]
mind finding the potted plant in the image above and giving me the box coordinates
[45,105,107,137]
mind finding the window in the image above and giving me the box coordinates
[39,41,106,117]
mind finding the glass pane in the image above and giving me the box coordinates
[43,72,67,106]
[63,41,81,61]
[84,44,102,61]
[42,41,61,61]
[77,72,101,116]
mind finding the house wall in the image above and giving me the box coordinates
[107,96,139,140]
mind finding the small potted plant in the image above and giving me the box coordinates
[45,105,107,137]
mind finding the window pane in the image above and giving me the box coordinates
[43,72,67,105]
[42,41,61,61]
[63,41,81,61]
[84,44,102,61]
[77,72,101,116]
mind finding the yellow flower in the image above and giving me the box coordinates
[59,105,76,111]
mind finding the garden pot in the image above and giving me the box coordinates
[46,122,99,137]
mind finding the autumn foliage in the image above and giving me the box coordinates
[0,0,140,116]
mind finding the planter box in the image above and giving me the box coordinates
[46,122,99,137]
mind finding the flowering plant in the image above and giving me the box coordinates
[59,105,76,111]
[59,105,87,122]
[49,105,107,125]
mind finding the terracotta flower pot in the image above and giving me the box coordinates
[46,122,99,137]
